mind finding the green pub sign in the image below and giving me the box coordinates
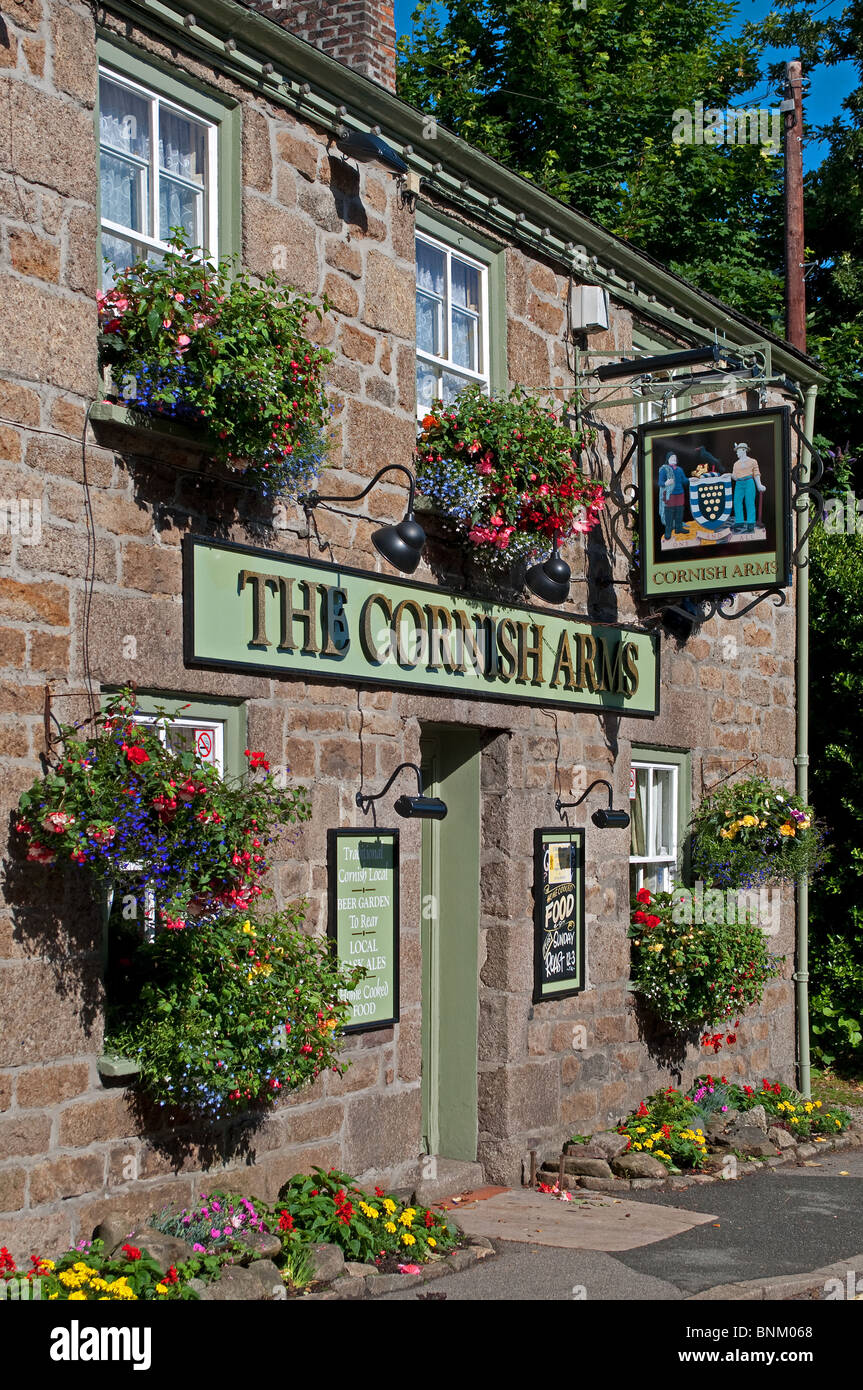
[327,829,399,1033]
[183,537,660,716]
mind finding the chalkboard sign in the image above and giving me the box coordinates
[533,828,585,1003]
[327,829,400,1033]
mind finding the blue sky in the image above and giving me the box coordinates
[394,0,858,169]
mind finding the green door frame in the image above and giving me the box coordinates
[420,728,481,1162]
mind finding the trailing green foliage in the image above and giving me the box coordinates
[99,231,333,496]
[106,909,364,1117]
[690,775,823,890]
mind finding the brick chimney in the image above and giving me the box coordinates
[249,2,397,93]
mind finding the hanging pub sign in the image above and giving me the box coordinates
[327,829,399,1033]
[637,406,792,601]
[533,828,585,1003]
[184,536,660,717]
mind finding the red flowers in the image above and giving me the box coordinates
[278,1210,294,1232]
[644,914,661,930]
[334,1190,354,1226]
[636,1101,650,1118]
[164,1264,179,1285]
[121,1244,142,1261]
[0,1247,15,1273]
[245,749,270,771]
[123,744,150,765]
[635,887,652,905]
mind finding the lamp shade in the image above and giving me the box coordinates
[372,514,426,574]
[525,550,571,605]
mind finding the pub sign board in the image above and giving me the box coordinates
[184,536,660,718]
[533,828,585,1003]
[637,406,792,601]
[327,829,399,1033]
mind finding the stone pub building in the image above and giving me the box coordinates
[0,0,820,1256]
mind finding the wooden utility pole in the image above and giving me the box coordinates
[784,60,806,351]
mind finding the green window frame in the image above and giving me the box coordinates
[102,689,247,780]
[96,34,241,284]
[629,745,691,893]
[415,206,507,417]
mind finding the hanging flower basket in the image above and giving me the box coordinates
[414,384,607,576]
[628,884,782,1046]
[14,690,310,927]
[98,231,333,498]
[690,775,825,890]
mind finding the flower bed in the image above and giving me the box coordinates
[415,384,606,572]
[539,1076,858,1197]
[628,885,781,1044]
[691,775,825,889]
[98,232,333,497]
[2,1170,481,1302]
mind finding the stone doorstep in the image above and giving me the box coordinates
[538,1129,856,1194]
[435,1186,510,1211]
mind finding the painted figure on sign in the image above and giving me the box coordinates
[731,441,766,533]
[660,452,688,540]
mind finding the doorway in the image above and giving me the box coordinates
[420,727,481,1163]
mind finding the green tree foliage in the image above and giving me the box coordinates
[753,1,863,461]
[808,525,863,1066]
[397,0,785,324]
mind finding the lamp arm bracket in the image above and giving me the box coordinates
[303,464,416,514]
[555,778,613,814]
[356,761,422,814]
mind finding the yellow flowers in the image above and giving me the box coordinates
[779,822,796,837]
[155,1283,168,1295]
[401,1233,416,1246]
[358,1201,380,1220]
[383,1198,397,1215]
[741,815,758,827]
[384,1221,397,1234]
[635,1126,647,1134]
[68,1290,87,1300]
[427,1238,436,1248]
[399,1208,416,1227]
[242,921,252,933]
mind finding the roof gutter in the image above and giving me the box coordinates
[106,0,822,385]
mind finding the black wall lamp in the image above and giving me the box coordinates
[302,464,426,574]
[595,345,742,383]
[335,127,408,176]
[525,534,571,605]
[356,763,447,820]
[555,778,631,830]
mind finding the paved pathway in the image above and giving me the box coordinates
[379,1149,863,1301]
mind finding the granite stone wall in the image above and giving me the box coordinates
[0,1,798,1256]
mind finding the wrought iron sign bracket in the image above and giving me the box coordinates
[600,402,825,626]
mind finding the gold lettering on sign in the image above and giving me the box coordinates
[623,641,640,696]
[425,604,457,673]
[279,578,320,654]
[516,622,545,686]
[577,633,601,692]
[392,599,427,669]
[359,593,393,662]
[550,631,577,690]
[321,586,349,656]
[496,619,518,682]
[452,610,489,677]
[238,569,281,648]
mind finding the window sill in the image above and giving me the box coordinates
[97,1053,141,1081]
[89,399,215,454]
